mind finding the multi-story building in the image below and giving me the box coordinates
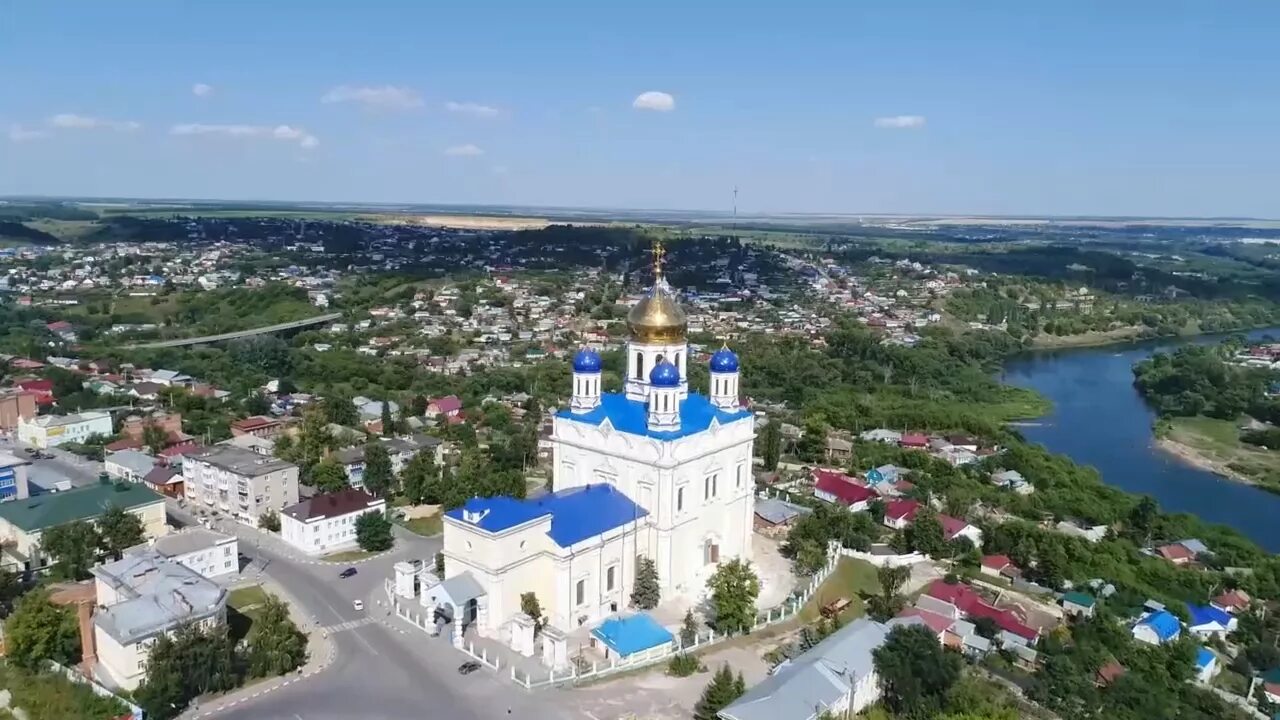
[183,447,299,527]
[17,410,113,448]
[92,551,227,690]
[280,488,385,555]
[136,527,239,580]
[0,452,30,502]
[0,389,38,432]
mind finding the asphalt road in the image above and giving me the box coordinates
[168,506,570,720]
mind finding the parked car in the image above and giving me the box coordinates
[352,599,364,611]
[339,567,357,579]
[457,661,482,675]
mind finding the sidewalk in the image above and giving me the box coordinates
[181,575,337,719]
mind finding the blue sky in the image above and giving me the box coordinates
[3,1,1279,217]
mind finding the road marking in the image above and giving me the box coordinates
[322,616,377,634]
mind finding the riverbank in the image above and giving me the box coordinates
[1155,416,1280,495]
[1025,321,1280,352]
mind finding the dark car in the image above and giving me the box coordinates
[457,661,482,675]
[22,448,35,455]
[339,567,357,579]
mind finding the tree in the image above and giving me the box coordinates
[142,422,168,455]
[322,390,359,427]
[259,510,281,532]
[706,559,760,635]
[361,440,394,498]
[631,556,660,610]
[434,551,445,577]
[135,623,239,720]
[520,592,544,633]
[246,595,309,677]
[872,624,963,717]
[681,608,700,647]
[380,399,394,437]
[4,588,80,669]
[311,458,349,494]
[400,449,439,505]
[905,506,947,558]
[0,567,23,617]
[355,510,393,552]
[761,418,782,471]
[98,504,145,561]
[693,663,746,720]
[868,564,911,622]
[40,520,100,580]
[242,391,271,416]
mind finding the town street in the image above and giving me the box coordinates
[167,504,571,720]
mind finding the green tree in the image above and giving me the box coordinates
[4,588,80,669]
[380,399,394,437]
[97,503,145,560]
[361,439,394,497]
[322,390,358,427]
[795,415,829,462]
[311,458,349,494]
[873,624,963,717]
[906,505,947,558]
[434,551,445,577]
[142,422,168,454]
[631,556,660,610]
[40,520,101,580]
[400,449,439,505]
[135,623,239,720]
[761,418,782,471]
[693,663,746,720]
[520,592,544,633]
[259,510,281,532]
[0,566,23,616]
[706,559,760,635]
[355,510,393,552]
[868,563,911,622]
[246,595,309,677]
[681,609,700,647]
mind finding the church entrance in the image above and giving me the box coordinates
[703,539,719,565]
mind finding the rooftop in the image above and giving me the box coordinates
[591,613,673,657]
[93,550,226,644]
[282,488,382,522]
[188,446,296,476]
[0,482,163,532]
[143,527,234,558]
[23,410,111,428]
[446,484,648,547]
[556,391,751,441]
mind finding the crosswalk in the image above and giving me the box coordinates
[324,617,377,634]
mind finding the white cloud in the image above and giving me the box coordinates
[7,124,49,143]
[169,123,319,149]
[48,113,141,131]
[873,115,926,129]
[632,91,675,112]
[443,144,484,157]
[192,83,214,97]
[444,101,499,118]
[321,85,423,110]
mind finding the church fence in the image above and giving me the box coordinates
[383,579,504,671]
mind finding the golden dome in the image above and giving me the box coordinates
[627,281,687,344]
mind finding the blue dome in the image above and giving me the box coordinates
[710,347,739,373]
[649,360,680,387]
[572,347,602,373]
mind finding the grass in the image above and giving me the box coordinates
[323,549,377,562]
[227,585,272,643]
[798,557,881,624]
[1214,667,1250,697]
[400,515,442,537]
[228,584,270,611]
[1165,415,1280,491]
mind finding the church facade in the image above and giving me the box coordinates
[441,259,755,635]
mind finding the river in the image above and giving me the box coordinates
[1001,328,1280,552]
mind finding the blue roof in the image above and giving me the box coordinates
[650,360,680,387]
[572,347,602,373]
[710,347,739,373]
[444,484,647,547]
[1196,647,1216,669]
[1188,604,1232,629]
[556,391,752,441]
[1138,610,1182,641]
[591,613,674,657]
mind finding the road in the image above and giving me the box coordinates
[0,436,103,491]
[124,312,342,349]
[168,504,572,720]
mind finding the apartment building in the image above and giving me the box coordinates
[183,446,299,527]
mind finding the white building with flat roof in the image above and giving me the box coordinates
[17,410,113,448]
[133,527,239,580]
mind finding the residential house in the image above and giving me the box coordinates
[1212,589,1251,614]
[859,428,901,445]
[1156,538,1210,565]
[1187,604,1236,638]
[15,379,54,405]
[1131,610,1181,646]
[990,469,1033,495]
[1060,591,1097,618]
[104,449,156,483]
[147,369,193,387]
[92,551,226,690]
[979,555,1021,582]
[230,415,285,439]
[898,433,929,449]
[813,469,876,512]
[882,498,922,530]
[426,395,463,420]
[280,489,386,556]
[922,580,1040,647]
[883,499,982,548]
[1194,648,1219,684]
[753,498,812,536]
[142,465,182,498]
[183,447,299,527]
[824,433,852,463]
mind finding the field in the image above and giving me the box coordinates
[1163,416,1280,491]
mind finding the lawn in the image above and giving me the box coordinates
[400,515,442,537]
[227,584,270,642]
[228,585,270,611]
[1166,415,1280,490]
[323,549,377,562]
[798,557,881,624]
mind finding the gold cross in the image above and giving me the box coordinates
[652,239,666,280]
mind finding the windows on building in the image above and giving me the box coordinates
[575,579,586,606]
[676,486,685,512]
[606,565,617,592]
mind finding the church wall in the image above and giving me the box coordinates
[442,516,558,632]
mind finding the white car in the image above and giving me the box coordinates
[352,599,364,611]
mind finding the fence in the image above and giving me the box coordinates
[836,546,926,567]
[46,661,144,719]
[384,579,502,671]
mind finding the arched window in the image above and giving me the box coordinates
[635,352,643,379]
[675,352,682,373]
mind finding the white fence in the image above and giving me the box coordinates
[837,547,926,567]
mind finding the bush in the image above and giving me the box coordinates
[667,653,703,677]
[259,511,281,532]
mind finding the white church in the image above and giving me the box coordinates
[436,253,756,639]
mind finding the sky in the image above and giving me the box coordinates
[3,1,1280,218]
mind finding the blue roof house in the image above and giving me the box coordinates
[1194,648,1220,684]
[1187,604,1237,638]
[1131,610,1181,646]
[591,613,674,661]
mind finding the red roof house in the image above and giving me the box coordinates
[980,554,1021,580]
[883,498,922,529]
[813,470,877,510]
[899,433,929,449]
[16,379,55,404]
[1212,589,1251,614]
[427,395,463,418]
[1156,543,1195,565]
[925,580,1039,643]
